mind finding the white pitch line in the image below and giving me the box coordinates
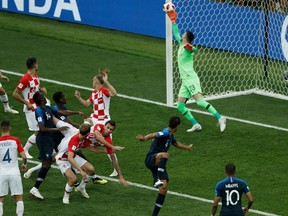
[4,67,281,215]
[2,69,288,132]
[21,159,280,216]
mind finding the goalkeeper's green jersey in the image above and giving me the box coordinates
[172,23,198,80]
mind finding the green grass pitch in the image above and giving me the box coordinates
[0,11,287,216]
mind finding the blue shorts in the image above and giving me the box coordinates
[36,135,55,161]
[145,153,169,184]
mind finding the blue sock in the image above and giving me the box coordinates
[152,193,166,216]
[157,158,167,180]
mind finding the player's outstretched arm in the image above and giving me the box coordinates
[136,133,157,142]
[174,142,193,150]
[109,154,129,186]
[164,7,181,45]
[102,71,117,96]
[74,90,91,107]
[94,130,125,151]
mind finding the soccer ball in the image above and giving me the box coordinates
[163,2,175,13]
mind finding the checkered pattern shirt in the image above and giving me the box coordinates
[16,72,40,112]
[89,87,110,121]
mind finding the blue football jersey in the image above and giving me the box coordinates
[215,177,250,216]
[35,105,55,136]
[146,128,177,155]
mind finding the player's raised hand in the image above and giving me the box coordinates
[184,43,193,51]
[167,10,177,23]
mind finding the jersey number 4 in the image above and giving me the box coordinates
[2,149,12,163]
[225,190,240,206]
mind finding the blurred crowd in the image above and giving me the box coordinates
[214,0,288,13]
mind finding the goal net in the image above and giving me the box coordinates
[166,0,288,106]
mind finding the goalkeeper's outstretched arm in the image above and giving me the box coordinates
[172,23,182,45]
[165,10,181,44]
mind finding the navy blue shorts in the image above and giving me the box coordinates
[36,135,55,161]
[145,153,169,184]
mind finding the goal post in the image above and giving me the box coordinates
[165,0,288,106]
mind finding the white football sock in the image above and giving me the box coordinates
[16,201,24,216]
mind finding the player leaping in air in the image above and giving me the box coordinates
[165,6,226,132]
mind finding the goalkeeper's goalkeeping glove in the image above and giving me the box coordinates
[166,10,177,23]
[184,43,193,51]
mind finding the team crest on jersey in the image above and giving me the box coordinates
[29,80,35,87]
[45,112,51,120]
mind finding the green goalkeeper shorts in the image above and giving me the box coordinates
[178,77,202,99]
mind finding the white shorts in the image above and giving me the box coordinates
[0,174,23,196]
[0,82,2,88]
[56,120,78,138]
[24,111,39,131]
[56,155,87,175]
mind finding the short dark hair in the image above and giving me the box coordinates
[0,120,11,132]
[225,163,236,175]
[53,91,64,104]
[105,120,116,128]
[169,116,180,129]
[33,92,43,106]
[79,123,91,136]
[26,57,37,69]
[186,31,195,43]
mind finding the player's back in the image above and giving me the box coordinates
[0,135,22,175]
[216,177,250,216]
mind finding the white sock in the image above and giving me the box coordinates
[65,183,73,194]
[28,163,42,173]
[16,201,24,216]
[0,94,9,109]
[79,179,86,189]
[0,202,3,216]
[107,154,118,172]
[86,175,93,182]
[24,134,36,152]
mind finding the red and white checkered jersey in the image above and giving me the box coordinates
[56,132,95,161]
[89,87,110,121]
[0,135,24,175]
[16,72,40,112]
[93,124,114,154]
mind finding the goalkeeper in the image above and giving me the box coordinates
[165,8,226,132]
